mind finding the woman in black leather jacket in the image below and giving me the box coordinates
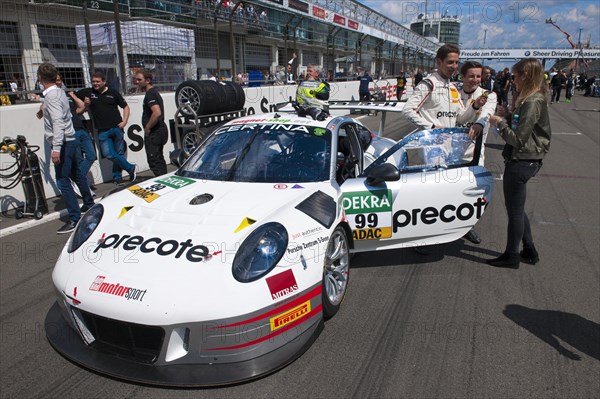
[488,58,552,268]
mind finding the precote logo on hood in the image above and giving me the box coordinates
[94,233,209,262]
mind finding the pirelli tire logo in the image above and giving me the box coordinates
[342,189,393,241]
[270,300,311,331]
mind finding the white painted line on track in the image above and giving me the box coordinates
[0,209,68,238]
[553,132,582,135]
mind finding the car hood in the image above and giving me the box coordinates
[112,175,326,233]
[54,175,335,324]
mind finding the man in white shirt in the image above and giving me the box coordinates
[38,62,94,233]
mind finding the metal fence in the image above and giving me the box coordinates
[0,0,434,101]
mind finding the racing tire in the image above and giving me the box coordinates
[218,81,246,112]
[175,80,209,117]
[181,127,206,156]
[176,80,245,118]
[322,226,350,319]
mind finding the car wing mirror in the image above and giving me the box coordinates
[366,163,400,186]
[169,149,187,168]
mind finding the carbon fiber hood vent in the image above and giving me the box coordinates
[295,190,336,228]
[189,193,214,205]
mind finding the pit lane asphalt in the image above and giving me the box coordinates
[1,94,598,398]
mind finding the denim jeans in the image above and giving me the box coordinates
[74,129,97,182]
[98,127,134,181]
[55,141,95,223]
[503,159,542,254]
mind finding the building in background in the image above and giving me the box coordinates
[0,0,440,96]
[410,14,460,46]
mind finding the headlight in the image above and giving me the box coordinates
[68,204,104,253]
[232,222,288,283]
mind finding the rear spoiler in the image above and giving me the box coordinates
[275,100,406,136]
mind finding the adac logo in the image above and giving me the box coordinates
[270,300,311,331]
[128,185,160,203]
[94,233,209,262]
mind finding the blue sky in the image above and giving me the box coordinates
[359,0,599,68]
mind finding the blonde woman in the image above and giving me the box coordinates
[488,58,552,268]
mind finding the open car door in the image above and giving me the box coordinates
[340,128,494,253]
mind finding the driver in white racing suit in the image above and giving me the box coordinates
[402,44,485,130]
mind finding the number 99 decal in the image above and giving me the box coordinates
[355,213,378,229]
[342,190,393,240]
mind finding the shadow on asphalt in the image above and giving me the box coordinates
[351,237,502,269]
[503,305,600,361]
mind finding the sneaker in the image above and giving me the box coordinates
[463,229,482,244]
[114,178,124,186]
[550,101,554,104]
[81,204,94,213]
[57,220,77,234]
[71,180,82,198]
[129,164,137,182]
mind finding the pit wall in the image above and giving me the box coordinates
[0,80,399,209]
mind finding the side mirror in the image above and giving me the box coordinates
[169,149,186,168]
[366,163,400,186]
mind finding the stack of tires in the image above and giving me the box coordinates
[175,80,245,117]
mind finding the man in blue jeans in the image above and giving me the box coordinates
[77,71,136,185]
[37,63,95,234]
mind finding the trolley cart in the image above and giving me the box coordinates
[0,135,48,220]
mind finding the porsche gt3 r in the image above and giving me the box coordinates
[46,109,493,386]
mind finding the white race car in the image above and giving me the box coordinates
[46,106,493,386]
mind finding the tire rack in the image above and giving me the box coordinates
[173,104,246,155]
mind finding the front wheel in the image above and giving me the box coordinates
[322,226,350,319]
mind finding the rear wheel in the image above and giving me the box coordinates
[322,226,350,319]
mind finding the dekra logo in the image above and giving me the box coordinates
[95,233,209,262]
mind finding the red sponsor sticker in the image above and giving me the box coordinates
[266,269,299,300]
[348,19,359,30]
[333,14,346,26]
[312,5,325,19]
[274,184,288,189]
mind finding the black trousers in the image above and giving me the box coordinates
[145,125,168,176]
[502,159,542,254]
[551,86,563,102]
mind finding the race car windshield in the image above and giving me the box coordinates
[178,124,332,183]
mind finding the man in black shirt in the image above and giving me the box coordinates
[77,71,136,185]
[135,69,168,176]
